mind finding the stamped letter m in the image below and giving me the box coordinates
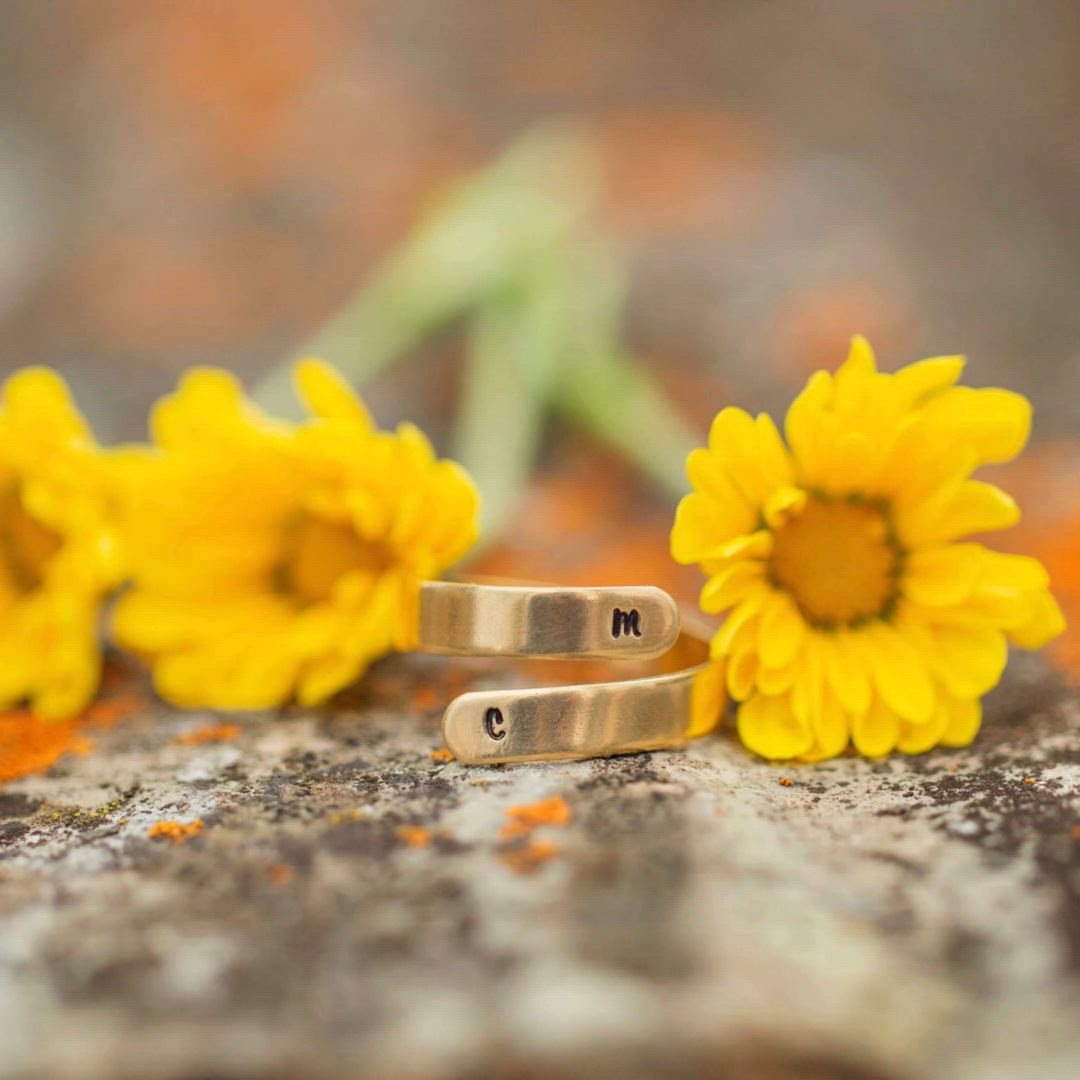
[611,608,642,639]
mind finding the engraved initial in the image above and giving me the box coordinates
[612,608,642,639]
[484,706,506,741]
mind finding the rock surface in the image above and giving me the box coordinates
[1,653,1078,1080]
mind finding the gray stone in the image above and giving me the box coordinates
[0,653,1078,1080]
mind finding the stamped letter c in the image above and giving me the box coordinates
[484,706,506,741]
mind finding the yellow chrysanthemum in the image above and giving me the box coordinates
[113,359,479,709]
[671,337,1065,762]
[0,368,121,719]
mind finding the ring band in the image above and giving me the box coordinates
[418,581,680,660]
[440,621,722,765]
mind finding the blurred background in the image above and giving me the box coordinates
[0,0,1077,654]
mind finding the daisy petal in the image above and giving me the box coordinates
[295,357,374,427]
[298,650,370,706]
[32,643,101,721]
[979,550,1050,591]
[1007,590,1067,650]
[925,623,1008,698]
[709,407,793,505]
[923,386,1032,466]
[862,622,935,723]
[711,595,765,658]
[757,659,798,695]
[763,485,808,529]
[736,693,813,760]
[789,632,825,731]
[151,367,254,450]
[155,637,300,711]
[670,493,759,565]
[754,413,795,488]
[3,367,91,443]
[708,407,766,503]
[890,355,965,407]
[689,661,727,737]
[821,630,872,716]
[837,335,877,386]
[784,371,832,438]
[903,544,984,607]
[758,591,805,669]
[900,481,1019,547]
[810,692,850,760]
[939,696,982,748]
[726,650,758,700]
[686,448,755,516]
[852,698,900,757]
[700,530,774,564]
[700,562,765,614]
[897,704,949,755]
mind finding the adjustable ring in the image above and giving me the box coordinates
[439,620,722,766]
[418,581,680,660]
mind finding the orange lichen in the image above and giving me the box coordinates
[500,795,572,840]
[771,280,915,381]
[83,691,146,726]
[395,825,432,848]
[0,710,91,785]
[268,863,294,886]
[430,747,455,763]
[596,110,774,236]
[500,839,562,875]
[0,685,149,787]
[174,722,241,746]
[148,819,205,843]
[411,687,441,711]
[778,777,794,787]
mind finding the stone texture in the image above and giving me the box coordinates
[1,653,1078,1080]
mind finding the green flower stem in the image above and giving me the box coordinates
[249,123,703,549]
[554,347,699,499]
[453,291,552,540]
[251,124,598,418]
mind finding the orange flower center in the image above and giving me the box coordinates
[0,484,62,598]
[769,495,900,628]
[275,512,390,605]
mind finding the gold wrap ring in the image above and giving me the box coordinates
[417,581,680,660]
[416,581,724,765]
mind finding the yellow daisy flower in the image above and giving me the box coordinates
[0,368,121,719]
[671,337,1065,762]
[114,359,479,710]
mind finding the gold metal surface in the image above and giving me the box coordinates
[418,581,680,660]
[441,627,718,765]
